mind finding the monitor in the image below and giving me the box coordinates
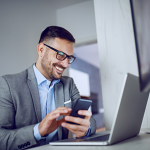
[130,0,150,92]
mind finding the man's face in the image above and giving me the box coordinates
[39,38,74,81]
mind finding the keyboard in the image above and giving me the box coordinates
[83,134,110,142]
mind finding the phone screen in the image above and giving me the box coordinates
[67,99,92,124]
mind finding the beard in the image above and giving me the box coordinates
[41,51,65,80]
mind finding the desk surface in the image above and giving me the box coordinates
[29,131,150,150]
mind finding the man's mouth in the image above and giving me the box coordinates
[55,66,64,74]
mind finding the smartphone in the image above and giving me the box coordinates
[66,99,92,125]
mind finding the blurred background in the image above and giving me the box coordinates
[1,0,150,133]
[0,0,105,130]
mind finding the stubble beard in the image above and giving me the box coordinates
[41,53,63,81]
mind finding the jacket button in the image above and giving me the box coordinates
[21,144,23,148]
[24,143,27,147]
[23,143,25,148]
[18,145,21,149]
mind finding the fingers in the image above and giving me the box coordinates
[73,131,86,138]
[78,110,92,119]
[53,107,72,113]
[39,113,60,136]
[61,122,89,133]
[63,110,91,125]
[64,116,90,126]
[38,107,72,137]
[61,122,89,138]
[61,110,91,137]
[46,113,60,122]
[49,107,72,117]
[61,110,91,131]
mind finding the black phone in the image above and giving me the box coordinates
[67,99,92,125]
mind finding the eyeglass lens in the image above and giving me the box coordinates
[57,52,74,64]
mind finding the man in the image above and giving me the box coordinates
[0,26,96,150]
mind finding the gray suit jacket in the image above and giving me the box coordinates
[0,65,96,150]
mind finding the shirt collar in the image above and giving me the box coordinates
[33,63,60,87]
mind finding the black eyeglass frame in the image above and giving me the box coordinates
[43,43,76,64]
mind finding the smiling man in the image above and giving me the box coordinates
[0,26,96,150]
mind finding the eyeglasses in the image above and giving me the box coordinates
[44,43,76,64]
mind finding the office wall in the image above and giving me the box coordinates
[0,0,54,76]
[70,57,104,128]
[56,0,97,47]
[69,68,90,97]
[0,0,88,76]
[94,0,150,130]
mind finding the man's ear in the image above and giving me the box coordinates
[37,43,45,58]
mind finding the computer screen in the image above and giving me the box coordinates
[130,0,150,92]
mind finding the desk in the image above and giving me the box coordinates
[29,132,150,150]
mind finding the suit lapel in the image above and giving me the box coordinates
[55,82,64,109]
[27,65,42,122]
[27,65,65,140]
[54,81,64,140]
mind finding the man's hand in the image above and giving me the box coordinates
[61,110,92,138]
[38,107,72,137]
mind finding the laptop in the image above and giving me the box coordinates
[49,73,149,146]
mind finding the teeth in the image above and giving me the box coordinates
[56,66,63,71]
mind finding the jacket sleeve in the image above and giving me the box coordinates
[0,76,38,150]
[70,77,96,136]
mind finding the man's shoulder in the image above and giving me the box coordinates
[60,76,73,83]
[59,76,75,87]
[2,69,27,78]
[3,68,26,77]
[0,70,27,86]
[1,65,33,83]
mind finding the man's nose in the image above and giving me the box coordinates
[61,58,70,68]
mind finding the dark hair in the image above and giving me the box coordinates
[38,26,75,44]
